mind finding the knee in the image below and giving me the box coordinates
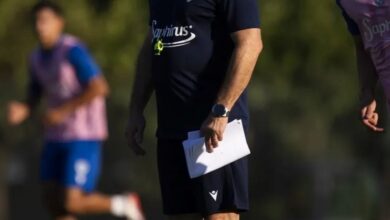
[207,215,225,220]
[207,213,238,220]
[65,194,86,214]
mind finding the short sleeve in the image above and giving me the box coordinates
[218,0,261,33]
[67,44,101,86]
[336,0,360,35]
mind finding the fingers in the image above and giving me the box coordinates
[362,100,376,119]
[371,113,379,125]
[365,105,375,119]
[362,113,384,132]
[201,117,227,153]
[125,125,146,156]
[7,102,28,125]
[206,136,213,153]
[135,131,143,144]
[361,107,367,119]
[216,129,224,141]
[205,132,222,153]
[361,101,384,132]
[211,135,219,147]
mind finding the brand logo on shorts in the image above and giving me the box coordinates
[209,190,218,201]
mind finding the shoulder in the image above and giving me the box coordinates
[62,35,91,61]
[62,34,89,55]
[28,47,42,67]
[62,34,83,48]
[336,0,346,9]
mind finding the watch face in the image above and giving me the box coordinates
[212,104,227,117]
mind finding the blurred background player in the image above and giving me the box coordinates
[6,1,144,220]
[336,0,389,132]
[337,0,390,219]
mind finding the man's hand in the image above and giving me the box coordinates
[361,100,384,132]
[44,107,69,126]
[125,114,146,155]
[201,116,228,153]
[7,101,30,125]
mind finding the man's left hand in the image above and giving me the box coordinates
[44,107,69,126]
[200,116,228,153]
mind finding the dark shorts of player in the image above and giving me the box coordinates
[157,139,249,216]
[40,140,102,192]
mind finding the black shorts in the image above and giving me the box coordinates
[157,139,249,216]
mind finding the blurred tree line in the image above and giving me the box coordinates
[0,0,389,220]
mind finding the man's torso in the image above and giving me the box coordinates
[30,35,107,141]
[339,0,390,104]
[149,0,254,139]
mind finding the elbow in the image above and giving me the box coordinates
[88,77,110,98]
[253,38,263,56]
[96,76,110,97]
[99,82,110,97]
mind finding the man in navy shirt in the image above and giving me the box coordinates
[126,0,262,219]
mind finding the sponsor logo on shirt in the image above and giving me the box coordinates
[363,18,390,42]
[151,20,196,55]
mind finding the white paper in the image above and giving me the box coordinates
[187,130,202,139]
[182,119,251,179]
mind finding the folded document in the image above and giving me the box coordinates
[182,119,251,179]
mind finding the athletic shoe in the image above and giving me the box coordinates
[125,193,145,220]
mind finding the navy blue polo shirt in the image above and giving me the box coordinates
[149,0,260,139]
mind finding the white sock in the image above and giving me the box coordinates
[111,195,127,217]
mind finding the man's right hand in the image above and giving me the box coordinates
[361,100,384,132]
[125,114,147,155]
[7,101,30,126]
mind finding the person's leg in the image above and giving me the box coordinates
[193,157,249,219]
[157,139,248,220]
[64,187,111,214]
[205,212,239,220]
[62,141,144,219]
[41,142,76,219]
[42,182,76,220]
[157,139,200,216]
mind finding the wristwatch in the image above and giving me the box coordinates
[211,104,230,117]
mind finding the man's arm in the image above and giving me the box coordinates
[44,43,109,126]
[128,33,154,117]
[44,76,109,125]
[216,29,263,109]
[354,36,377,107]
[354,36,383,132]
[125,33,154,155]
[201,28,263,151]
[7,70,42,126]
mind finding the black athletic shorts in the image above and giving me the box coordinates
[157,139,249,216]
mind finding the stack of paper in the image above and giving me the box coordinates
[182,119,251,179]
